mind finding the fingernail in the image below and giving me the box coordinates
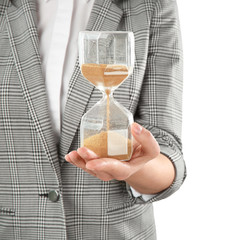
[65,154,69,161]
[86,148,98,158]
[79,147,98,159]
[78,148,88,159]
[133,123,142,135]
[68,152,76,163]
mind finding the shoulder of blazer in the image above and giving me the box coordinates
[113,0,161,16]
[0,0,11,32]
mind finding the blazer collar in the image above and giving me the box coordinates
[6,0,63,184]
[5,0,123,168]
[59,0,123,163]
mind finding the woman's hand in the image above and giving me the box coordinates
[65,122,160,182]
[65,122,175,194]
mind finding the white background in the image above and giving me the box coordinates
[154,0,246,239]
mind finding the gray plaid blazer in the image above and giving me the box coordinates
[0,0,186,239]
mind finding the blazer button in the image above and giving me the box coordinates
[48,190,60,202]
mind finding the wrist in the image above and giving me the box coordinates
[125,154,175,194]
[125,158,163,194]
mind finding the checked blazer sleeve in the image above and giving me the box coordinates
[126,0,186,203]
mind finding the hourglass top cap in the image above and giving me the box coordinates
[79,31,135,41]
[79,31,134,34]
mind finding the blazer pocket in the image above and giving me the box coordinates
[106,200,135,214]
[0,207,15,216]
[106,201,151,219]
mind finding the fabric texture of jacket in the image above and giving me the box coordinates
[0,0,186,239]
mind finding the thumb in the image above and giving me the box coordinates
[131,122,160,159]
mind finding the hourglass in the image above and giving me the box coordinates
[78,31,135,161]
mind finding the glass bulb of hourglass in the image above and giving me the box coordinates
[78,31,134,161]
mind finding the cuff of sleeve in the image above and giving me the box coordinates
[130,186,157,202]
[155,144,187,201]
[125,143,186,204]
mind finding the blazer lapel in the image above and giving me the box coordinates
[6,1,62,182]
[59,0,123,162]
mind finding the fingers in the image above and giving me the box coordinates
[86,158,132,181]
[65,150,97,177]
[131,122,160,160]
[65,123,160,182]
[65,148,114,181]
[77,147,98,162]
